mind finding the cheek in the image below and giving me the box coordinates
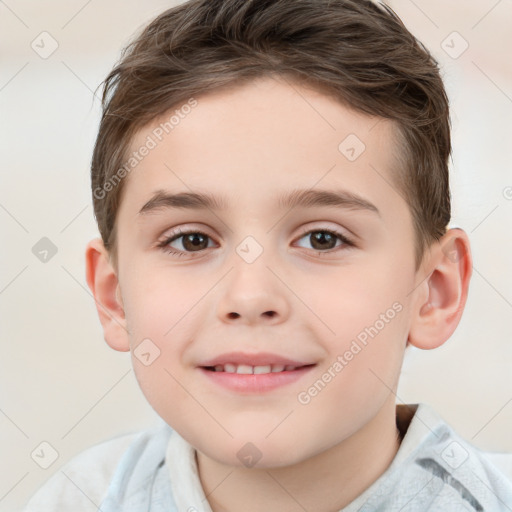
[292,306,408,444]
[302,263,411,390]
[121,269,210,400]
[304,261,410,338]
[121,267,208,345]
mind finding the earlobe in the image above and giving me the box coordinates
[408,228,472,350]
[85,238,130,352]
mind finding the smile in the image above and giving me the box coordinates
[199,353,317,393]
[204,363,306,374]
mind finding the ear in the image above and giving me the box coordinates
[85,238,130,352]
[408,228,472,350]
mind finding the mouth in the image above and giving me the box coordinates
[198,352,317,393]
[202,363,314,374]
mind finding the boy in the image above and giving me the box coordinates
[24,0,512,510]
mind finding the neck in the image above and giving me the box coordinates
[197,396,402,512]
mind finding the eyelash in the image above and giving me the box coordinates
[156,227,355,258]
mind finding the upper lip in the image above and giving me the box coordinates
[199,351,315,368]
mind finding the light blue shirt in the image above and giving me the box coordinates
[25,403,512,511]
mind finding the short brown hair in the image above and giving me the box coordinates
[91,0,451,269]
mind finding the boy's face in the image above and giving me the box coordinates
[111,77,424,467]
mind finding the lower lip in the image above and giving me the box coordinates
[199,366,315,393]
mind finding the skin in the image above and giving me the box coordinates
[86,76,472,511]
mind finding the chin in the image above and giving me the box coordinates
[196,433,316,470]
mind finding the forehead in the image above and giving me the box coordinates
[119,77,405,218]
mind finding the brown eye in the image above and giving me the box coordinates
[295,228,354,254]
[309,231,337,250]
[158,229,215,256]
[180,233,209,251]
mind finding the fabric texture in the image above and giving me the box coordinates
[23,403,512,511]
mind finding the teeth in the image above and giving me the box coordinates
[236,364,253,374]
[210,363,298,374]
[253,365,272,374]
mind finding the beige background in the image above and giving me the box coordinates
[1,0,511,510]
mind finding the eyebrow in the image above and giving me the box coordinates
[138,188,380,216]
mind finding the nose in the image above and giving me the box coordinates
[226,309,278,321]
[216,259,290,326]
